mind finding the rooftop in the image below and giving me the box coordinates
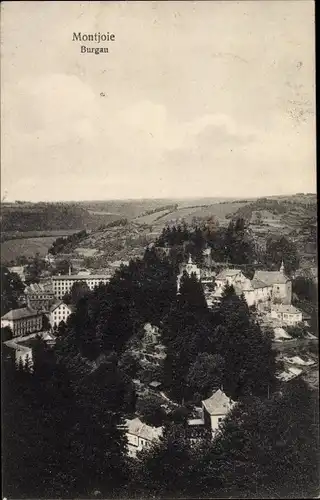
[50,300,73,313]
[25,282,54,294]
[216,269,241,280]
[251,278,270,289]
[52,274,111,280]
[202,389,234,415]
[125,417,162,441]
[2,307,41,321]
[271,304,302,315]
[254,270,289,285]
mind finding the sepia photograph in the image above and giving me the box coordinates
[1,1,318,499]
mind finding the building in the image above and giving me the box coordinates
[270,304,303,326]
[253,261,292,305]
[52,273,111,299]
[44,253,55,264]
[49,301,73,328]
[1,307,43,337]
[4,331,56,369]
[125,417,162,457]
[202,389,235,436]
[8,266,26,282]
[177,255,202,292]
[24,282,56,312]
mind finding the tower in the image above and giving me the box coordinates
[280,260,285,274]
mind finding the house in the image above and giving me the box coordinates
[212,268,272,307]
[52,273,111,299]
[202,389,235,436]
[125,417,162,457]
[270,304,303,326]
[277,366,303,382]
[8,266,26,282]
[24,282,56,312]
[254,261,292,305]
[177,255,201,292]
[44,253,55,264]
[49,301,73,328]
[273,327,292,342]
[1,307,43,337]
[283,355,315,367]
[4,330,56,369]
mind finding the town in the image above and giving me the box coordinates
[1,210,318,499]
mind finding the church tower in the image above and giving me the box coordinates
[280,260,285,274]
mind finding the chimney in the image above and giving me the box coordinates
[68,265,72,276]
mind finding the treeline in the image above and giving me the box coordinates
[48,230,88,255]
[138,204,178,218]
[1,203,90,231]
[156,219,300,275]
[162,277,277,402]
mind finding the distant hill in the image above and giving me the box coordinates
[1,202,123,232]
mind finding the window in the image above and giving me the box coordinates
[218,417,223,423]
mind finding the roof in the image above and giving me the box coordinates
[251,278,270,289]
[216,269,241,280]
[271,304,302,315]
[188,419,205,426]
[125,417,162,441]
[50,300,73,313]
[2,307,41,321]
[273,327,292,340]
[254,270,289,285]
[202,389,234,415]
[25,282,54,294]
[52,274,111,280]
[149,381,162,388]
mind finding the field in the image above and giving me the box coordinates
[1,233,75,263]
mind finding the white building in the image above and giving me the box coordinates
[202,389,235,437]
[177,254,201,292]
[253,262,292,305]
[125,417,162,457]
[52,273,111,299]
[49,301,73,328]
[270,304,303,326]
[4,331,56,369]
[8,266,26,282]
[1,307,43,337]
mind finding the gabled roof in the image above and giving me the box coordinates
[216,269,241,280]
[49,301,73,313]
[273,327,292,340]
[125,417,162,441]
[254,270,289,285]
[202,389,234,415]
[271,304,302,315]
[251,278,270,289]
[2,307,40,321]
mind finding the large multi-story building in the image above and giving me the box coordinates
[1,307,43,337]
[24,282,56,312]
[52,273,111,299]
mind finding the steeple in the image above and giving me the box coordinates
[188,253,192,264]
[280,260,285,274]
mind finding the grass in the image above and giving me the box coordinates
[1,236,59,262]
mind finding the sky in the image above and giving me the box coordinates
[1,0,316,202]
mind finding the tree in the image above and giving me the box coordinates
[194,379,319,498]
[138,395,167,427]
[1,265,25,315]
[213,286,277,399]
[1,326,13,342]
[55,259,71,275]
[24,253,46,284]
[265,235,299,275]
[132,423,192,497]
[187,353,225,402]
